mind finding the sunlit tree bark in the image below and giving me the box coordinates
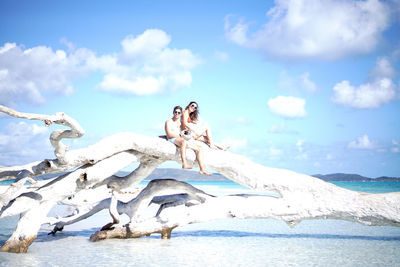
[1,105,399,253]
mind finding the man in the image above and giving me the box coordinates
[165,106,211,176]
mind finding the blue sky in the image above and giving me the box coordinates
[0,0,399,177]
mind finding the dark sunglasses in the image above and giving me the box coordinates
[174,111,181,114]
[190,104,197,110]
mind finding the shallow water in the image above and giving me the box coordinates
[1,182,400,266]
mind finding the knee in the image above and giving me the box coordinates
[181,140,187,148]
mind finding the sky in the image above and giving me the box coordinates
[0,0,399,177]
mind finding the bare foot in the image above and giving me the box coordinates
[222,145,231,151]
[210,143,230,151]
[199,170,211,176]
[208,143,218,149]
[182,164,192,169]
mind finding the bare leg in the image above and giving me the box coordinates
[197,149,211,176]
[190,122,229,150]
[197,135,230,151]
[214,143,230,151]
[175,139,192,169]
[187,142,211,176]
[204,127,217,149]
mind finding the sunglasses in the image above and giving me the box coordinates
[190,104,197,110]
[174,111,181,114]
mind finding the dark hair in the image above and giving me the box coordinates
[185,101,199,122]
[173,106,182,113]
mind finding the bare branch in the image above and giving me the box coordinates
[90,180,400,242]
[0,105,84,163]
[1,104,400,253]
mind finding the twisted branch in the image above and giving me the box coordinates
[0,105,85,164]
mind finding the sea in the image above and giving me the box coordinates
[1,181,400,267]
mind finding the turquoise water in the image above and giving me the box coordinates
[141,180,400,193]
[2,179,400,193]
[331,181,400,193]
[1,181,400,266]
[190,180,400,193]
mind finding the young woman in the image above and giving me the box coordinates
[181,101,228,150]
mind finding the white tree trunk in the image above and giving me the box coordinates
[1,105,399,253]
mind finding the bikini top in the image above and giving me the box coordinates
[185,111,199,124]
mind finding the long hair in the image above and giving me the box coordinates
[185,101,199,122]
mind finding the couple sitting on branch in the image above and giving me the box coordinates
[164,101,228,176]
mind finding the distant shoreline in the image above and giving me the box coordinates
[145,168,400,182]
[1,168,399,184]
[311,173,400,182]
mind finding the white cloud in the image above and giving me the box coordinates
[313,161,322,168]
[332,57,397,109]
[267,96,306,118]
[121,29,171,57]
[300,72,317,92]
[99,74,162,95]
[294,139,308,160]
[295,153,308,160]
[332,78,396,109]
[268,122,299,134]
[278,71,317,93]
[224,15,249,46]
[235,116,251,124]
[225,0,389,60]
[0,121,52,165]
[219,116,252,131]
[269,122,286,133]
[368,57,396,80]
[267,146,283,160]
[326,153,334,160]
[60,37,76,51]
[348,134,375,149]
[0,29,201,105]
[296,139,304,152]
[392,139,399,153]
[0,43,83,106]
[100,29,201,95]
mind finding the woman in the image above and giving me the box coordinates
[181,101,228,150]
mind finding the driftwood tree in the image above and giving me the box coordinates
[0,105,399,253]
